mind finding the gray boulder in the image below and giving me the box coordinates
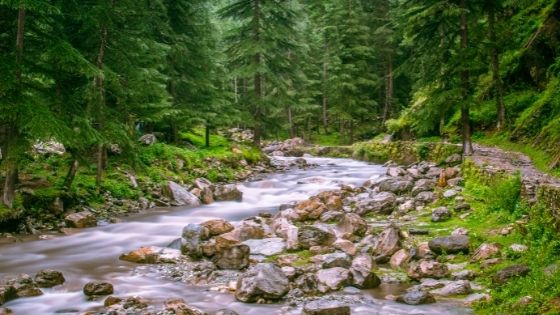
[431,207,451,222]
[378,178,413,194]
[242,238,286,256]
[213,244,250,270]
[396,290,436,305]
[298,225,336,249]
[355,192,397,215]
[302,300,351,315]
[372,225,401,262]
[181,224,208,258]
[162,181,201,206]
[34,269,65,288]
[235,263,290,302]
[65,211,97,228]
[316,267,351,293]
[428,235,470,254]
[350,254,380,289]
[83,282,114,296]
[214,184,243,202]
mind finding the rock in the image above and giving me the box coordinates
[390,249,411,269]
[471,243,500,261]
[333,240,357,256]
[215,232,241,250]
[316,267,351,293]
[6,274,43,297]
[295,198,327,220]
[138,133,157,145]
[378,178,413,194]
[372,225,401,262]
[298,225,336,249]
[162,181,201,206]
[163,298,207,315]
[34,269,65,288]
[213,244,250,270]
[235,263,290,302]
[431,207,451,222]
[0,286,16,305]
[452,270,476,280]
[193,178,213,190]
[412,242,434,260]
[199,187,215,205]
[415,191,435,204]
[314,253,352,269]
[428,235,470,254]
[451,227,469,236]
[83,282,114,296]
[214,184,243,202]
[493,265,531,284]
[355,192,396,215]
[201,219,234,236]
[398,199,416,214]
[181,224,208,258]
[396,290,436,305]
[443,189,458,198]
[32,140,65,155]
[481,258,502,269]
[336,213,367,236]
[448,178,464,187]
[215,310,239,315]
[463,293,491,306]
[411,179,436,196]
[454,203,471,211]
[242,238,286,256]
[407,260,449,280]
[272,218,299,250]
[510,244,528,253]
[233,218,270,241]
[445,154,462,166]
[302,300,351,315]
[0,308,12,315]
[431,280,472,296]
[119,246,181,264]
[64,211,97,228]
[387,167,406,177]
[350,254,380,289]
[320,211,344,223]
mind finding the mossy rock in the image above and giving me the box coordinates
[352,140,462,165]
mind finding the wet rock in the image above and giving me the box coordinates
[314,253,351,269]
[242,238,285,256]
[6,274,42,297]
[390,249,411,269]
[271,218,299,250]
[235,263,290,302]
[34,269,65,288]
[396,290,436,305]
[372,225,401,262]
[298,225,336,249]
[431,280,472,296]
[431,207,451,222]
[181,224,208,258]
[302,300,351,315]
[350,254,380,289]
[215,310,239,315]
[120,246,181,264]
[233,218,270,241]
[493,265,531,284]
[336,213,367,236]
[162,181,201,206]
[213,244,250,270]
[214,184,243,202]
[215,232,241,250]
[428,235,470,254]
[378,178,413,194]
[295,198,327,221]
[407,260,449,280]
[83,281,114,296]
[201,219,234,236]
[164,298,208,315]
[0,286,17,305]
[65,211,97,228]
[316,267,351,293]
[355,192,397,215]
[471,243,500,261]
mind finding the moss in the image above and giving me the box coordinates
[351,140,462,165]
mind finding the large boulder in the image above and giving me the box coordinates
[138,133,157,145]
[181,224,208,258]
[431,280,472,296]
[235,263,290,302]
[162,181,201,206]
[298,225,336,249]
[411,179,436,196]
[407,260,449,280]
[0,286,16,305]
[65,211,97,228]
[163,298,207,315]
[355,192,397,215]
[32,140,65,155]
[201,219,234,236]
[34,269,65,288]
[493,265,531,284]
[337,213,367,236]
[232,217,272,241]
[242,238,286,256]
[372,225,401,262]
[378,178,413,194]
[390,249,411,269]
[302,300,351,315]
[213,244,250,270]
[428,235,470,254]
[119,246,181,264]
[6,274,43,297]
[271,217,299,250]
[294,198,327,221]
[214,184,243,202]
[314,253,352,269]
[396,290,436,305]
[431,207,451,222]
[316,267,351,293]
[471,243,501,261]
[350,254,380,289]
[83,282,114,296]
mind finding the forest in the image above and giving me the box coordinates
[1,1,560,314]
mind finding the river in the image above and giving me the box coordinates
[0,157,472,315]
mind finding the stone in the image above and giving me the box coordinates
[396,290,436,305]
[138,133,157,145]
[415,191,435,204]
[336,213,367,236]
[233,218,269,241]
[355,192,396,215]
[407,260,449,280]
[316,267,351,293]
[302,300,351,315]
[481,258,502,269]
[215,232,241,250]
[378,178,413,194]
[431,280,472,296]
[471,243,501,261]
[242,238,286,256]
[83,282,114,296]
[213,184,243,202]
[64,211,97,228]
[199,187,215,205]
[295,198,327,220]
[235,263,290,302]
[314,253,352,269]
[162,181,201,206]
[428,235,470,254]
[451,228,469,236]
[6,274,43,297]
[333,240,357,256]
[452,270,476,280]
[390,249,411,269]
[510,244,528,253]
[0,308,12,315]
[387,167,406,177]
[34,269,65,288]
[213,244,250,270]
[463,293,491,306]
[32,140,65,155]
[272,218,299,250]
[431,207,451,222]
[372,225,401,262]
[163,298,207,315]
[119,246,181,264]
[201,219,234,236]
[298,225,336,249]
[411,179,436,196]
[0,286,16,305]
[493,265,531,284]
[215,310,239,315]
[320,211,344,223]
[443,189,458,198]
[181,224,208,258]
[193,177,213,190]
[445,153,462,166]
[350,254,380,289]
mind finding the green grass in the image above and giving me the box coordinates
[310,132,343,146]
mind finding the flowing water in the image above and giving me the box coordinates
[0,157,472,315]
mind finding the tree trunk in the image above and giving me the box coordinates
[322,44,329,132]
[460,0,474,156]
[94,22,108,188]
[171,121,179,144]
[3,165,18,208]
[63,159,79,191]
[489,7,505,130]
[349,120,354,144]
[287,107,295,138]
[95,143,105,189]
[252,0,263,147]
[383,53,394,125]
[205,124,211,147]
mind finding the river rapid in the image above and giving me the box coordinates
[0,157,472,315]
